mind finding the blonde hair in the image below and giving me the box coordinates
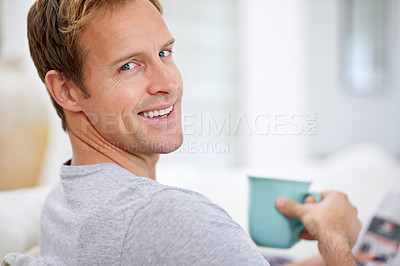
[27,0,163,130]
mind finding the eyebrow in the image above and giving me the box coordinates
[109,38,176,69]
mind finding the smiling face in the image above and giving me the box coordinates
[75,0,183,154]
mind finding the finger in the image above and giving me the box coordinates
[305,195,316,204]
[320,190,332,198]
[275,197,305,218]
[352,252,377,263]
[320,190,343,199]
[299,230,315,240]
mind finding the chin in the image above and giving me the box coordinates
[158,142,183,154]
[134,135,183,154]
[156,137,183,154]
[151,128,183,154]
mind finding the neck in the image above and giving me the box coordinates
[66,112,159,180]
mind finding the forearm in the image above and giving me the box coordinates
[318,232,356,266]
[283,254,323,266]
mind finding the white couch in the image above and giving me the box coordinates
[0,186,50,259]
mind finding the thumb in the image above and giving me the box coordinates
[275,197,305,218]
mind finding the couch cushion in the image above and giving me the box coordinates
[0,186,50,258]
[2,253,46,266]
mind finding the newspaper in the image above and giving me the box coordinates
[355,191,400,266]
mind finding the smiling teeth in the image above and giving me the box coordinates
[141,106,173,118]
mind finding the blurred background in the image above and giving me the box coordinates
[1,0,400,261]
[2,0,399,186]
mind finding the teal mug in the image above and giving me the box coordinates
[248,176,321,249]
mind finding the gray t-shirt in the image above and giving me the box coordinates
[39,163,269,265]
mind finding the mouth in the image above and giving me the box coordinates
[138,104,174,119]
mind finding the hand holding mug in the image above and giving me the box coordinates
[276,190,362,265]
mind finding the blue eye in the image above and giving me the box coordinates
[121,62,137,71]
[159,50,172,58]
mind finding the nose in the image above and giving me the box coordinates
[147,60,180,95]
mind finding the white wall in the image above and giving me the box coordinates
[237,0,400,172]
[238,0,312,169]
[0,1,30,61]
[306,0,400,158]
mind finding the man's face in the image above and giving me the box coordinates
[77,0,183,154]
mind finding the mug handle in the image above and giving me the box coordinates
[293,192,323,241]
[296,191,322,232]
[303,191,322,203]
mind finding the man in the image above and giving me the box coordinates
[24,0,361,265]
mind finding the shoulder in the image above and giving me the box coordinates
[131,187,237,230]
[121,187,268,266]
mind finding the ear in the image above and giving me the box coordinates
[45,70,84,112]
